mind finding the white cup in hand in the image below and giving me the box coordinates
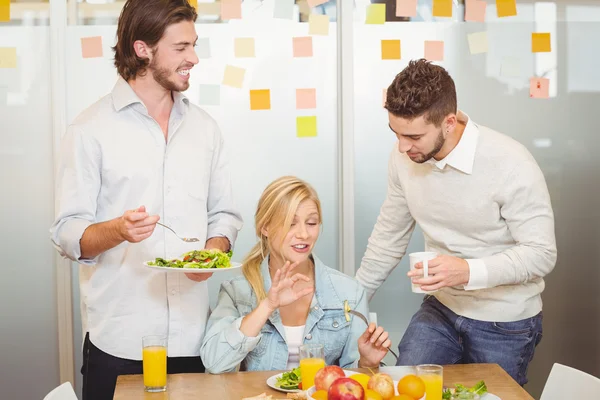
[409,251,438,294]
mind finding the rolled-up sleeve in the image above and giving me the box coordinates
[206,125,243,249]
[49,125,100,265]
[200,281,261,374]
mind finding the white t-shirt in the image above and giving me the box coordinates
[283,325,306,370]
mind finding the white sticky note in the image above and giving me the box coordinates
[468,31,488,54]
[198,84,220,106]
[274,0,294,19]
[196,38,211,59]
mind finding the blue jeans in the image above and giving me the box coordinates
[396,296,543,386]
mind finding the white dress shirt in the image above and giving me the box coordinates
[50,77,243,360]
[283,325,306,370]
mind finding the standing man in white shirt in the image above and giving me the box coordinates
[356,59,557,385]
[50,1,243,399]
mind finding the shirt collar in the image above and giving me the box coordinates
[428,110,479,175]
[111,76,189,114]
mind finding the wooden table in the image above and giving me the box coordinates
[114,364,534,399]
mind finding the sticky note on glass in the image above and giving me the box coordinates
[530,77,549,99]
[468,32,488,54]
[381,40,401,60]
[532,33,551,53]
[424,41,444,61]
[293,37,313,57]
[382,88,387,108]
[296,88,316,109]
[222,65,245,88]
[307,0,328,7]
[309,14,329,36]
[396,0,417,17]
[196,38,210,59]
[297,116,317,138]
[234,38,255,58]
[188,0,198,10]
[496,0,517,18]
[432,0,452,17]
[0,0,10,22]
[198,84,220,106]
[221,0,241,20]
[465,0,486,22]
[81,36,103,58]
[366,4,386,24]
[250,89,271,110]
[274,0,294,19]
[0,47,17,69]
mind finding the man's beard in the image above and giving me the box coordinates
[149,57,188,92]
[412,129,445,164]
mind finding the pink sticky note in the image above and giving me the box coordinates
[296,88,316,109]
[465,0,486,22]
[382,88,387,108]
[293,37,313,57]
[530,77,549,99]
[307,0,328,7]
[424,40,444,61]
[221,0,241,20]
[396,0,417,17]
[81,36,103,58]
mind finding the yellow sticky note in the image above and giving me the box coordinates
[432,0,452,18]
[188,0,198,10]
[381,40,401,60]
[496,0,517,18]
[234,38,255,58]
[297,116,317,138]
[0,0,10,22]
[0,47,17,69]
[250,89,271,110]
[467,32,488,54]
[532,33,551,53]
[222,65,245,88]
[309,14,329,36]
[366,4,386,24]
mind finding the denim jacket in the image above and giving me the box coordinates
[200,255,369,373]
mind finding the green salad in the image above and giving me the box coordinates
[275,367,301,390]
[148,249,233,269]
[443,380,488,399]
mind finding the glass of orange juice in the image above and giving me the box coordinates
[299,344,325,389]
[417,364,443,400]
[142,335,167,392]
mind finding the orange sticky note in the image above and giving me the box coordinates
[382,88,387,108]
[221,0,241,20]
[432,0,452,18]
[188,0,198,10]
[309,14,329,36]
[532,33,551,53]
[424,40,444,61]
[297,116,317,138]
[381,40,401,60]
[0,47,17,68]
[307,0,328,6]
[250,89,271,110]
[234,38,255,58]
[293,37,313,57]
[496,0,517,18]
[222,65,245,88]
[0,0,10,22]
[366,4,386,24]
[296,88,316,109]
[465,0,486,22]
[81,36,103,58]
[396,0,417,17]
[530,77,549,99]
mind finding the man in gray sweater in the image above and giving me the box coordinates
[355,59,557,386]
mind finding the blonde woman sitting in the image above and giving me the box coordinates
[200,176,392,373]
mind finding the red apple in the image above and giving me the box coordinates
[314,365,346,391]
[367,373,395,400]
[328,377,365,400]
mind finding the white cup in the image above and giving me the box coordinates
[409,251,438,294]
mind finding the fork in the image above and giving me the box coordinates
[346,307,399,361]
[156,222,200,243]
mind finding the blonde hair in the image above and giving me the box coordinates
[242,176,322,302]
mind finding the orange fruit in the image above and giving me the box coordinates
[390,396,415,400]
[312,389,328,400]
[397,375,425,399]
[350,373,371,391]
[365,389,384,400]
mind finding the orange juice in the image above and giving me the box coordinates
[299,357,325,389]
[142,346,167,388]
[419,374,443,400]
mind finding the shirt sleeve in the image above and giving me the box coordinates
[49,124,101,265]
[355,149,416,300]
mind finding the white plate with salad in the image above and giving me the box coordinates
[144,249,242,273]
[266,367,302,393]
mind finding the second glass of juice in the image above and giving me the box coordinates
[417,364,443,400]
[299,343,325,389]
[142,335,168,392]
